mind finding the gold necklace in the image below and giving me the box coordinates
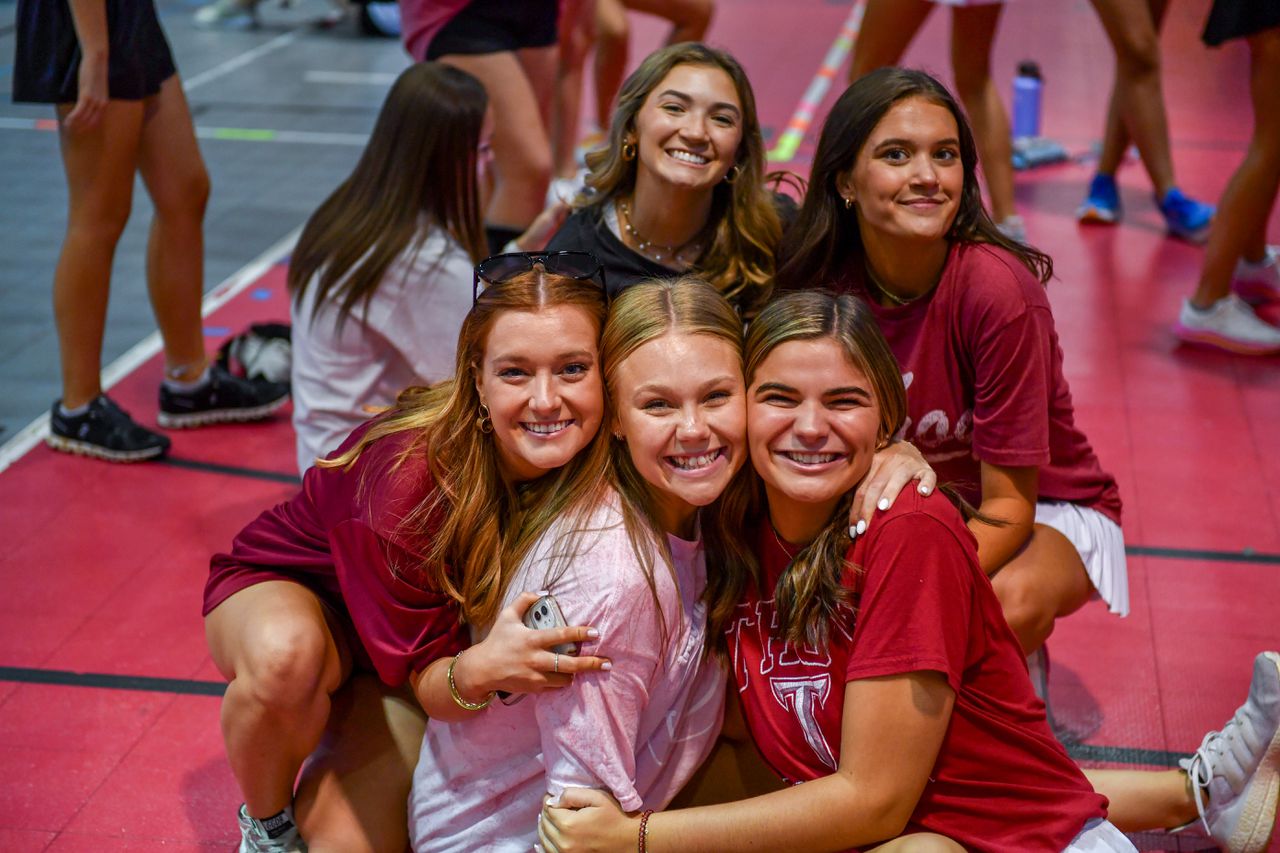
[770,522,801,561]
[864,262,925,307]
[617,199,703,265]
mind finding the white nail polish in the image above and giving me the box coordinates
[918,484,931,495]
[848,525,858,539]
[877,498,890,511]
[856,519,867,535]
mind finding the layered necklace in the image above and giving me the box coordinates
[617,199,704,267]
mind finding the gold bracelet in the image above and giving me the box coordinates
[447,650,495,711]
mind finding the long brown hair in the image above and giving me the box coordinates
[325,270,611,627]
[601,277,758,645]
[288,63,488,328]
[580,43,782,318]
[777,67,1052,293]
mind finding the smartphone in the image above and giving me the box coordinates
[522,593,578,655]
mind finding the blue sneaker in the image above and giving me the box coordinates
[1076,173,1121,224]
[1159,187,1215,244]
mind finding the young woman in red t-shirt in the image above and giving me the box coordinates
[205,258,618,852]
[775,67,1124,671]
[538,291,1280,853]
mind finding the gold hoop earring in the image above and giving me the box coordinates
[476,403,493,434]
[723,164,742,184]
[844,196,853,210]
[621,142,637,161]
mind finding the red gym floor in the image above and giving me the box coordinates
[0,0,1277,850]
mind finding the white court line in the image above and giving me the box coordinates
[0,226,303,475]
[183,30,300,91]
[304,70,400,86]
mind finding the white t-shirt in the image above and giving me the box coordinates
[408,494,727,852]
[290,226,472,473]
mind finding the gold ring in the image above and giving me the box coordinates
[553,652,560,674]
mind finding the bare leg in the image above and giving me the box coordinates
[439,51,555,229]
[52,99,144,409]
[1085,768,1196,832]
[136,75,211,380]
[593,0,630,128]
[1088,0,1176,195]
[1095,0,1169,177]
[554,0,596,179]
[206,581,352,819]
[294,673,427,853]
[1190,28,1280,308]
[848,0,933,81]
[990,524,1094,654]
[867,835,966,853]
[950,4,1016,224]
[625,0,714,44]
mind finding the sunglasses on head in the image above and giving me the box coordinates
[472,251,607,303]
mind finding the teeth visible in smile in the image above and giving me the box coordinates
[783,451,840,465]
[523,420,572,434]
[668,449,721,470]
[668,150,708,165]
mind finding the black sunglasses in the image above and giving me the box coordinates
[472,251,607,303]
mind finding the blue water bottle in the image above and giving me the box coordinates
[1011,61,1042,140]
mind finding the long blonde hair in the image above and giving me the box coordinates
[581,44,782,318]
[601,277,758,646]
[325,270,611,627]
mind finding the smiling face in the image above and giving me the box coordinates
[475,305,605,483]
[630,63,745,196]
[611,332,746,537]
[749,338,882,526]
[838,96,963,249]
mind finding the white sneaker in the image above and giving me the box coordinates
[997,215,1027,244]
[1179,651,1280,853]
[237,804,307,853]
[1234,245,1280,304]
[1175,294,1280,356]
[195,0,258,27]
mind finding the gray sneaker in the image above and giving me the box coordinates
[1179,651,1280,853]
[237,804,307,853]
[1175,294,1280,356]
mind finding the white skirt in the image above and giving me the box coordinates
[1063,818,1137,852]
[1035,501,1130,617]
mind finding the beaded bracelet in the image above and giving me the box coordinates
[447,650,495,711]
[638,809,655,853]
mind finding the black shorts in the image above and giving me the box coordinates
[1202,0,1280,46]
[425,0,558,59]
[11,0,177,104]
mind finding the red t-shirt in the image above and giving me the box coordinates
[837,242,1121,525]
[204,420,467,687]
[727,490,1107,852]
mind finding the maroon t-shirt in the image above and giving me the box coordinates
[727,491,1107,852]
[838,242,1121,525]
[204,421,467,687]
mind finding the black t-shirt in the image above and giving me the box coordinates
[546,194,798,305]
[545,206,675,300]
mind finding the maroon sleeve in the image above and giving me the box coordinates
[963,265,1055,470]
[329,518,468,687]
[845,511,975,694]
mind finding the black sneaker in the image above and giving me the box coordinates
[158,363,290,429]
[46,395,171,462]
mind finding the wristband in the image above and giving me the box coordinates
[638,809,655,853]
[447,650,494,711]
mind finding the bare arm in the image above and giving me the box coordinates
[968,462,1037,576]
[541,672,955,852]
[64,0,109,131]
[409,591,609,723]
[848,440,938,533]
